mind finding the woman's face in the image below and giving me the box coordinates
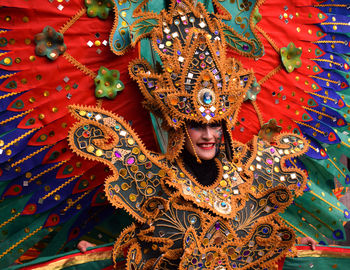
[185,122,222,160]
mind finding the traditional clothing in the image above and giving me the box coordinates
[0,0,349,269]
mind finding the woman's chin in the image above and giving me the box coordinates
[196,149,216,160]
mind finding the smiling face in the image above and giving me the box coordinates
[185,122,222,161]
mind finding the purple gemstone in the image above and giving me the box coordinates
[266,158,273,165]
[115,151,122,158]
[270,148,275,154]
[215,221,220,230]
[243,45,249,51]
[127,157,135,164]
[243,250,250,256]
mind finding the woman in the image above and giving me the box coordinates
[68,1,315,268]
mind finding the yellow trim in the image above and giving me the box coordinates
[63,52,96,79]
[0,226,43,259]
[28,161,67,184]
[305,91,337,102]
[294,120,325,135]
[59,8,86,34]
[0,73,15,79]
[321,22,350,26]
[294,202,333,231]
[1,128,39,151]
[11,144,52,168]
[341,141,350,149]
[0,109,33,126]
[310,75,338,85]
[311,58,342,67]
[314,40,347,45]
[280,217,309,238]
[303,106,335,121]
[258,64,282,86]
[255,25,279,53]
[310,190,344,213]
[0,91,18,100]
[327,158,346,178]
[41,174,81,201]
[62,190,92,212]
[315,4,347,7]
[0,212,21,230]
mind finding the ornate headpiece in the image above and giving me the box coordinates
[128,0,258,158]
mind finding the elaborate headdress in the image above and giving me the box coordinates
[128,0,258,159]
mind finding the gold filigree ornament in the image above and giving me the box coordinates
[128,0,257,159]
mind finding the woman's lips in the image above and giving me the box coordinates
[197,143,215,150]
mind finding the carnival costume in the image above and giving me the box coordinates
[0,0,349,269]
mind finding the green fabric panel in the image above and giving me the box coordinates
[301,157,335,193]
[0,195,32,241]
[0,214,50,269]
[280,206,329,244]
[38,214,80,258]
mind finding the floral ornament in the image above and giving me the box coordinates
[240,0,253,12]
[280,42,302,73]
[258,119,282,142]
[34,26,66,61]
[84,0,114,20]
[244,79,261,101]
[94,66,124,99]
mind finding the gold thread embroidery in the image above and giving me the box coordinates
[310,75,339,85]
[305,91,337,102]
[0,109,33,125]
[303,106,335,121]
[0,91,18,100]
[59,7,86,34]
[294,120,326,135]
[62,190,92,212]
[311,58,343,67]
[309,190,344,213]
[1,128,39,151]
[327,158,346,178]
[0,73,16,79]
[40,174,82,201]
[258,65,282,86]
[0,226,43,259]
[0,212,21,230]
[255,25,279,53]
[63,52,96,79]
[28,161,67,184]
[11,144,52,168]
[294,202,334,231]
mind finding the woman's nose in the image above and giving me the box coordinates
[202,126,215,139]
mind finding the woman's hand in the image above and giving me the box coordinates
[77,240,96,253]
[298,237,317,250]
